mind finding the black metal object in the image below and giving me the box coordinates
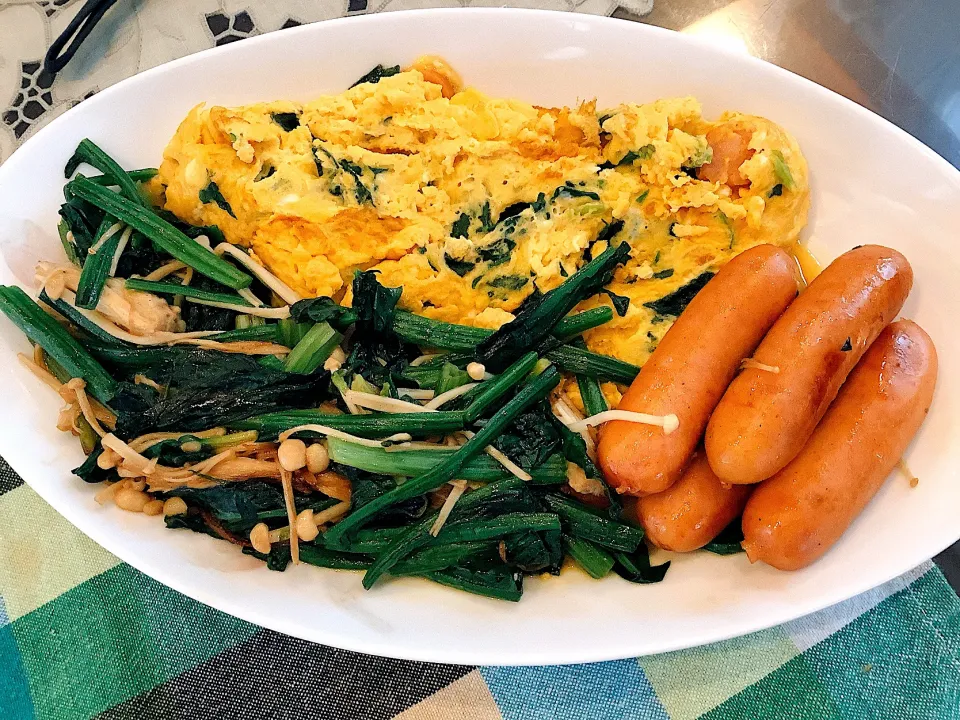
[43,0,121,79]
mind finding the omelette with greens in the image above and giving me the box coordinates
[154,57,808,367]
[0,58,810,601]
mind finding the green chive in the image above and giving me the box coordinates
[0,286,116,403]
[284,322,342,374]
[68,176,252,290]
[125,278,252,306]
[329,365,560,549]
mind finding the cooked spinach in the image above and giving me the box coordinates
[342,270,417,388]
[58,197,104,262]
[717,210,735,249]
[73,446,112,484]
[492,403,561,467]
[351,64,401,87]
[112,354,328,437]
[620,144,655,165]
[702,519,745,555]
[651,268,674,280]
[477,236,516,267]
[479,202,495,232]
[270,112,300,131]
[488,275,529,291]
[612,544,670,583]
[290,297,355,330]
[254,165,277,182]
[596,219,625,244]
[668,222,678,238]
[445,254,475,277]
[552,182,601,201]
[166,482,335,533]
[602,289,630,316]
[644,271,714,317]
[499,530,563,574]
[451,213,470,239]
[113,231,169,279]
[180,275,240,332]
[476,230,630,371]
[164,509,222,541]
[338,159,374,205]
[768,183,783,198]
[198,180,236,218]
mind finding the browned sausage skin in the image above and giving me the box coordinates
[635,452,753,552]
[741,320,937,570]
[705,245,913,485]
[597,244,797,496]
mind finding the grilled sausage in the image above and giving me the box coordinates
[741,320,937,570]
[598,244,798,496]
[635,452,753,552]
[705,245,913,485]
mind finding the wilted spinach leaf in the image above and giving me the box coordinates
[552,182,600,201]
[198,180,236,218]
[450,213,470,239]
[643,271,714,317]
[603,289,630,316]
[499,529,563,574]
[445,254,475,277]
[703,519,745,555]
[112,354,328,437]
[613,544,670,583]
[488,275,529,291]
[350,64,401,87]
[477,237,516,267]
[290,296,356,330]
[270,112,300,131]
[493,403,560,467]
[180,275,239,332]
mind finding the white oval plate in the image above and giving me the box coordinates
[1,9,959,666]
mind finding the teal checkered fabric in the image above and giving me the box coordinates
[1,458,959,719]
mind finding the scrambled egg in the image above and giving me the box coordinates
[154,59,809,367]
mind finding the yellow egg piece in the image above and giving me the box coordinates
[154,63,810,367]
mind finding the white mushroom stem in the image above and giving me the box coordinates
[552,396,596,460]
[424,382,479,410]
[278,424,402,448]
[86,222,124,256]
[430,480,467,536]
[213,242,302,305]
[58,290,218,345]
[568,410,680,435]
[185,297,291,319]
[344,390,432,414]
[143,261,187,282]
[740,357,780,374]
[459,430,531,482]
[106,227,133,276]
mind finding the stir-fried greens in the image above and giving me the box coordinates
[0,138,694,601]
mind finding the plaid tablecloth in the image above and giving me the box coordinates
[2,455,960,719]
[2,2,960,718]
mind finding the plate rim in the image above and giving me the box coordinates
[1,7,958,666]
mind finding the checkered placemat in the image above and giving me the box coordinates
[2,453,959,718]
[2,2,959,718]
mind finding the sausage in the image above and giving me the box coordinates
[741,320,937,570]
[634,452,753,552]
[597,244,798,496]
[697,123,753,186]
[705,245,913,485]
